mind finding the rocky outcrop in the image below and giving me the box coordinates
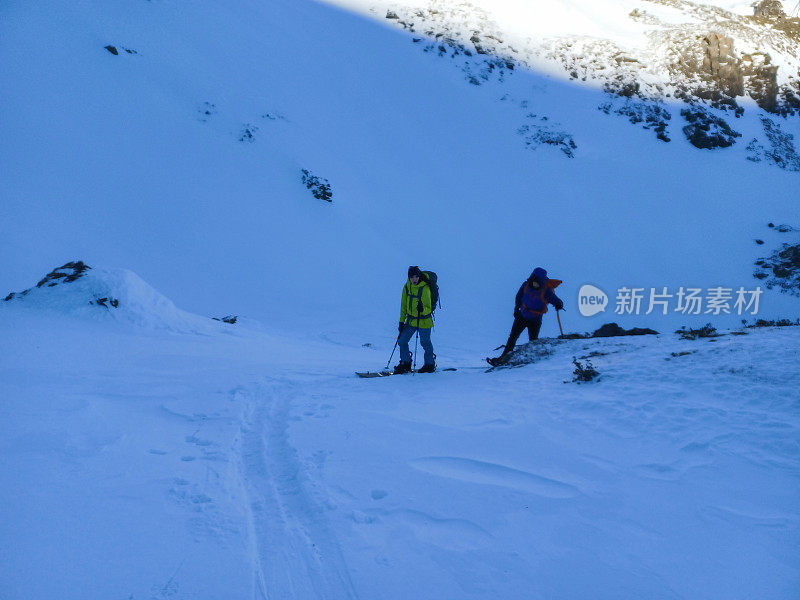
[746,117,800,170]
[591,323,659,337]
[755,243,800,295]
[517,114,577,157]
[4,261,119,309]
[754,223,800,296]
[599,100,671,142]
[681,107,741,149]
[301,169,333,202]
[701,32,744,99]
[753,0,786,19]
[378,0,800,167]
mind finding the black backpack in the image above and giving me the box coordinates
[420,271,440,311]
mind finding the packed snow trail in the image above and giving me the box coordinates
[236,378,359,600]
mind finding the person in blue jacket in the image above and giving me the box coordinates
[488,267,564,366]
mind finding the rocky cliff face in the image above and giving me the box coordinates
[375,0,800,169]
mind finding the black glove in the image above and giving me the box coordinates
[398,322,405,334]
[555,303,564,311]
[416,301,424,315]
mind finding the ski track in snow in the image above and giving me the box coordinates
[236,379,359,600]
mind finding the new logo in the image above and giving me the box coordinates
[578,284,608,317]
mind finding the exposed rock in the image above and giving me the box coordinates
[760,117,800,170]
[35,261,91,288]
[198,102,217,123]
[212,315,238,324]
[755,241,800,295]
[300,169,333,202]
[104,45,119,55]
[517,117,577,158]
[238,124,258,143]
[91,297,120,308]
[701,32,744,99]
[748,118,800,169]
[753,0,786,19]
[4,261,120,310]
[742,52,779,112]
[681,107,741,149]
[591,323,659,337]
[599,100,671,142]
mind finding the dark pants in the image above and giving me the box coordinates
[502,315,542,355]
[399,325,435,365]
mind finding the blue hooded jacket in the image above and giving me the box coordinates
[514,267,563,320]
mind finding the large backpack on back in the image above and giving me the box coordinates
[420,271,440,311]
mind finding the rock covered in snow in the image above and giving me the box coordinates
[3,262,223,332]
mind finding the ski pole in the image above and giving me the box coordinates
[412,300,421,375]
[386,317,410,370]
[556,309,564,336]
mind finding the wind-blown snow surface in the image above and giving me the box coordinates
[1,292,799,599]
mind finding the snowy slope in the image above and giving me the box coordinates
[1,277,799,599]
[1,0,798,343]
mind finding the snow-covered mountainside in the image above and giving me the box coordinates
[1,0,798,338]
[336,0,800,162]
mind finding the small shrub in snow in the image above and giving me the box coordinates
[571,358,599,383]
[747,318,800,328]
[300,169,333,202]
[676,324,719,340]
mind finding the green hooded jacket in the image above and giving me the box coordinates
[400,279,433,329]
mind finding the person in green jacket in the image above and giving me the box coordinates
[395,266,435,373]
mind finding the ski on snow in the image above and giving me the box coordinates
[356,368,457,378]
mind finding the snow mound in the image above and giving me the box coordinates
[2,261,221,332]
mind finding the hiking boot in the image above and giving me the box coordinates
[486,355,507,367]
[393,361,412,374]
[418,363,436,373]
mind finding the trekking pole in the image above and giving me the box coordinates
[385,318,409,370]
[412,301,421,375]
[556,309,564,337]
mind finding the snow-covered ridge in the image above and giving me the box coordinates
[2,261,228,332]
[334,0,800,167]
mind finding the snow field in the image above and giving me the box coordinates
[1,300,797,599]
